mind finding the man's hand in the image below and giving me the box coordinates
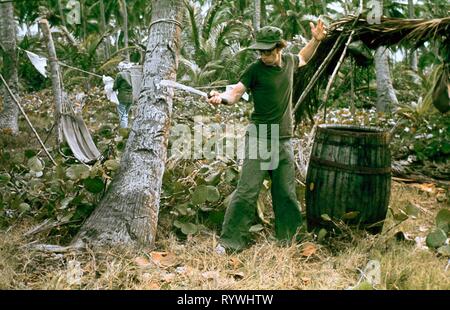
[208,90,222,106]
[299,20,326,67]
[310,19,327,42]
[207,83,245,105]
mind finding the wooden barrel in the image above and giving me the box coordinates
[305,124,391,233]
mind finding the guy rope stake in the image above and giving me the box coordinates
[0,73,57,166]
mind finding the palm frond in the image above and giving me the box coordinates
[202,0,225,41]
[332,15,450,50]
[184,0,201,53]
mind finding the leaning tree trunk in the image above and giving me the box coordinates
[39,19,64,145]
[119,0,130,62]
[74,0,184,248]
[99,0,110,60]
[0,1,19,134]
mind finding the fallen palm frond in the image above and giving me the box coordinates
[294,15,450,125]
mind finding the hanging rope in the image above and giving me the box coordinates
[18,47,103,79]
[59,62,103,78]
[149,18,182,29]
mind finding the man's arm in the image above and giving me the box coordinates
[298,38,321,67]
[298,19,327,67]
[208,82,247,106]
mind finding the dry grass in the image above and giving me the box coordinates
[1,182,449,290]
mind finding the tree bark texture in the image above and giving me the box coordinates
[119,0,130,62]
[0,1,19,134]
[39,19,64,145]
[74,0,184,248]
[408,0,419,83]
[374,0,398,113]
[99,0,110,60]
[253,0,261,32]
[375,47,398,113]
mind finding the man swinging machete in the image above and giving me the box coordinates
[207,20,327,252]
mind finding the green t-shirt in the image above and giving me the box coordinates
[240,53,299,139]
[113,71,133,105]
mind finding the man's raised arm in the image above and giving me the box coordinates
[298,19,327,67]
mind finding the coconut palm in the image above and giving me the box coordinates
[369,0,398,113]
[74,0,185,248]
[0,1,20,133]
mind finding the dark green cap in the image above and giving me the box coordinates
[247,26,283,50]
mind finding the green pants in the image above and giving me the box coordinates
[220,134,303,251]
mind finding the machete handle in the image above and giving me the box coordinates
[207,93,229,105]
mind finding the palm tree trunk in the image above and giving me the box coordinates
[0,1,19,134]
[119,0,130,62]
[99,0,110,60]
[408,0,416,70]
[253,0,261,32]
[374,0,397,113]
[408,0,420,84]
[375,47,398,112]
[74,0,184,249]
[39,19,64,145]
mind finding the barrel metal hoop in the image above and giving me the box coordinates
[317,125,388,137]
[314,136,389,148]
[310,156,391,175]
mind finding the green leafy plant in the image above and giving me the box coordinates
[425,209,450,255]
[0,98,129,240]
